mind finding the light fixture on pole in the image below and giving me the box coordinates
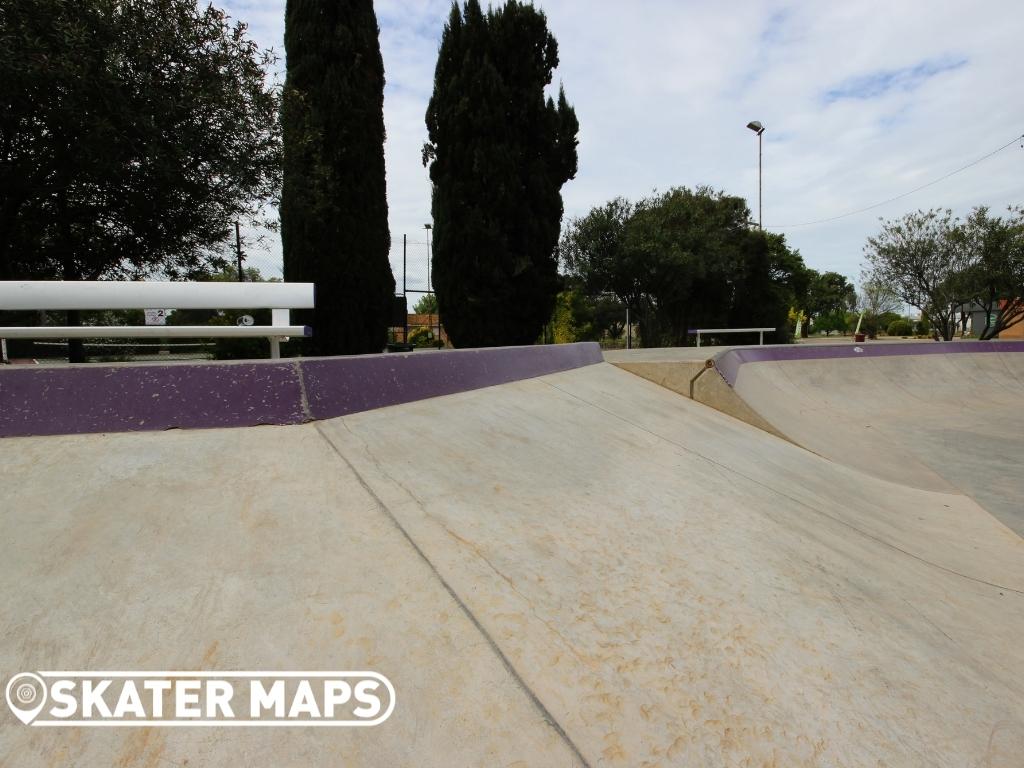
[746,120,765,230]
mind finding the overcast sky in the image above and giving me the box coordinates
[225,0,1024,301]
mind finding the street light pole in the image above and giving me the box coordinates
[403,234,408,343]
[746,121,765,230]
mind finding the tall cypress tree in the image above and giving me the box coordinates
[424,0,579,348]
[281,0,395,355]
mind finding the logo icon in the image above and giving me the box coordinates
[5,672,47,725]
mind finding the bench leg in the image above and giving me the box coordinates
[269,337,281,359]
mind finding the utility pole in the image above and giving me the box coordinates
[403,234,408,343]
[235,221,245,281]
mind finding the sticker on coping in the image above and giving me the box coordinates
[4,672,394,727]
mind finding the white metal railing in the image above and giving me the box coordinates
[688,327,775,348]
[0,280,315,360]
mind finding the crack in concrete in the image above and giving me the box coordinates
[292,360,312,422]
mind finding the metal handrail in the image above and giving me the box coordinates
[687,327,775,348]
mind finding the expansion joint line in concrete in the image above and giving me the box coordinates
[312,422,593,768]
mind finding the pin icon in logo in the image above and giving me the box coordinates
[6,673,47,725]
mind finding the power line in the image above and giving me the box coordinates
[768,132,1024,229]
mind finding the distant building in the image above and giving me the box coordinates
[998,299,1024,339]
[957,299,1024,338]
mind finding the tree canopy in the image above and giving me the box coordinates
[561,187,808,346]
[952,206,1024,339]
[423,0,579,348]
[0,0,281,284]
[855,277,903,337]
[862,207,1023,341]
[806,272,856,322]
[413,293,438,314]
[281,0,395,355]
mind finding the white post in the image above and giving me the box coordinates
[0,337,8,364]
[759,330,764,345]
[696,331,702,348]
[269,337,281,359]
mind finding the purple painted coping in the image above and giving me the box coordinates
[302,342,601,420]
[713,340,1024,388]
[0,342,602,438]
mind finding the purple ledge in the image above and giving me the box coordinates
[0,342,603,438]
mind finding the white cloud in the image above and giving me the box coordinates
[222,0,1024,298]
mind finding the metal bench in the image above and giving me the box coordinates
[0,280,314,360]
[688,327,775,348]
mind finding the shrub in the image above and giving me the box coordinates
[408,327,436,347]
[887,318,914,337]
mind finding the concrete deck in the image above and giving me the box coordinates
[2,357,1022,766]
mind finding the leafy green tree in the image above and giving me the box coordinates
[807,271,856,329]
[423,0,579,347]
[559,198,649,337]
[728,231,805,344]
[550,287,596,344]
[624,188,748,344]
[413,293,438,314]
[1,0,281,360]
[814,311,848,336]
[862,209,971,341]
[281,0,395,355]
[854,277,902,338]
[562,187,807,346]
[952,206,1024,339]
[591,294,626,341]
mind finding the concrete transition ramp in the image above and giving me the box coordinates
[1,343,1022,766]
[611,341,1024,535]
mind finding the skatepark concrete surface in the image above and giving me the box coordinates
[609,341,1024,536]
[2,349,1024,766]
